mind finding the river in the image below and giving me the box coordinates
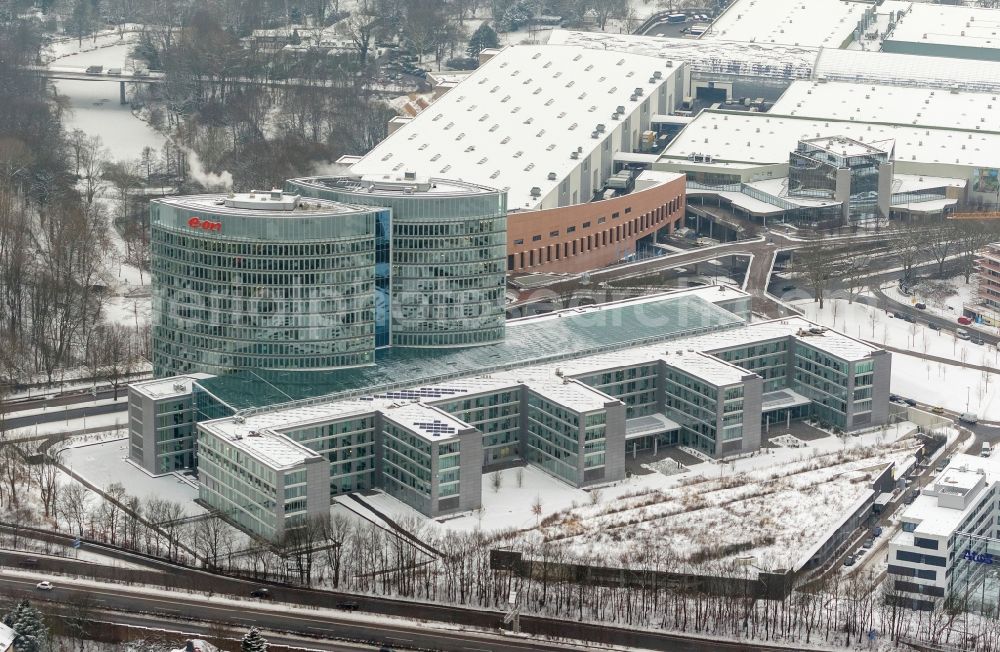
[47,32,166,161]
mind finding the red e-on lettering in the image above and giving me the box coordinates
[187,216,223,232]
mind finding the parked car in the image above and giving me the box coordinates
[250,588,271,599]
[959,412,979,424]
[903,314,916,323]
[903,490,917,504]
[957,328,971,340]
[85,65,103,74]
[844,555,856,567]
[861,537,874,549]
[336,601,360,611]
[928,322,941,331]
[18,557,39,568]
[971,336,986,345]
[931,406,945,414]
[35,581,53,591]
[106,67,122,75]
[889,393,902,403]
[892,311,904,319]
[915,302,927,310]
[903,398,917,407]
[958,316,973,325]
[873,526,883,537]
[982,443,992,458]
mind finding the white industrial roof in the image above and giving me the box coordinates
[772,80,1000,130]
[549,30,818,80]
[132,374,214,400]
[701,0,868,48]
[661,110,1000,168]
[886,4,1000,52]
[815,47,1000,93]
[892,174,967,193]
[350,44,674,210]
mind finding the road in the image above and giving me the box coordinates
[1,572,821,652]
[2,399,125,430]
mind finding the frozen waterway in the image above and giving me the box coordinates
[49,35,165,161]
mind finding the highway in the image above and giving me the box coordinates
[2,399,125,430]
[0,571,817,652]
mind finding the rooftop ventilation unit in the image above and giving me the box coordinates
[611,112,620,120]
[172,382,186,392]
[547,172,557,180]
[652,70,662,79]
[570,151,580,160]
[233,416,246,424]
[591,131,600,139]
[595,123,606,133]
[616,105,626,114]
[530,187,542,198]
[634,87,643,96]
[269,189,282,200]
[403,171,416,181]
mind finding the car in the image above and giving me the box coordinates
[861,537,874,549]
[959,412,979,424]
[336,601,360,611]
[873,526,883,537]
[18,557,39,568]
[892,311,903,319]
[931,406,945,415]
[903,398,917,407]
[928,322,941,331]
[85,65,103,75]
[971,336,986,346]
[889,393,901,402]
[958,316,973,325]
[844,555,856,567]
[903,314,916,324]
[250,588,271,599]
[983,443,992,458]
[957,328,971,341]
[106,67,122,76]
[915,302,927,310]
[35,581,53,591]
[904,490,917,504]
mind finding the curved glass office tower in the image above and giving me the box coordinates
[287,174,507,348]
[150,191,390,376]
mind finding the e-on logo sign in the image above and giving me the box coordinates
[187,217,223,232]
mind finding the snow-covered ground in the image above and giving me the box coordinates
[797,297,1000,419]
[882,276,978,326]
[60,438,204,515]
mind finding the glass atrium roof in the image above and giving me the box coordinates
[195,294,745,414]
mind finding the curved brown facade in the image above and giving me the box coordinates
[506,176,686,275]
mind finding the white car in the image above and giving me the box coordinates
[35,581,53,591]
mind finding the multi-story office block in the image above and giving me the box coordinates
[128,374,213,474]
[286,175,508,348]
[197,421,330,539]
[888,454,1000,612]
[180,288,890,538]
[150,191,390,376]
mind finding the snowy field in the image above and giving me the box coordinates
[797,297,1000,419]
[60,438,204,515]
[356,422,921,572]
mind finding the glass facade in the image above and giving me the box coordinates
[283,416,377,495]
[286,176,507,348]
[788,138,888,223]
[150,194,387,376]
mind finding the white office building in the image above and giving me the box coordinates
[888,454,1000,611]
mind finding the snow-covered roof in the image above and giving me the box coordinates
[801,135,889,158]
[701,0,868,48]
[772,80,1000,130]
[350,44,674,210]
[156,192,363,217]
[660,110,1000,168]
[381,402,471,440]
[131,374,213,400]
[200,424,321,470]
[549,30,817,80]
[741,178,841,208]
[664,350,750,386]
[815,47,1000,94]
[524,378,616,413]
[885,4,1000,53]
[686,188,786,215]
[626,413,680,439]
[898,454,1000,537]
[0,623,15,652]
[892,174,967,193]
